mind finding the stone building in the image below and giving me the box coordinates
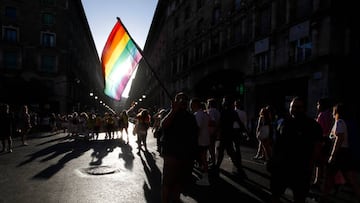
[0,0,108,116]
[129,0,359,121]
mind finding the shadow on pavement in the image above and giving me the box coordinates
[138,150,162,203]
[118,142,135,170]
[16,137,135,179]
[181,168,268,203]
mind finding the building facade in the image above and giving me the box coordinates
[129,0,359,121]
[0,0,109,116]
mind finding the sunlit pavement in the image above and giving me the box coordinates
[0,124,164,203]
[0,123,358,203]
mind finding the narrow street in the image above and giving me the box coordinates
[0,123,357,203]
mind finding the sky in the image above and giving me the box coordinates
[81,0,158,98]
[82,0,158,58]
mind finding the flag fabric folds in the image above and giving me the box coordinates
[101,19,142,100]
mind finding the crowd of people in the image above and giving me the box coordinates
[158,92,360,203]
[159,92,250,202]
[0,104,33,153]
[0,106,133,152]
[1,92,360,203]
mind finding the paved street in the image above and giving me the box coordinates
[0,123,358,203]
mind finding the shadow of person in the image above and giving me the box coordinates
[89,139,121,166]
[140,150,162,203]
[18,139,87,167]
[118,142,134,170]
[17,139,92,179]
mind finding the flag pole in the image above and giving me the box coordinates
[116,17,172,101]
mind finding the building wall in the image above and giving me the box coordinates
[130,0,359,122]
[0,0,104,115]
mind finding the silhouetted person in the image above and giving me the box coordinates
[313,98,334,187]
[215,96,246,177]
[321,102,360,202]
[0,103,14,153]
[119,110,130,144]
[135,109,151,154]
[160,92,198,203]
[17,105,32,146]
[190,97,211,186]
[269,96,323,203]
[254,106,273,162]
[206,98,221,166]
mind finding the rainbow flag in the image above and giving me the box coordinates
[101,19,142,100]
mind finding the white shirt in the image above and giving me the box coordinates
[207,107,220,134]
[194,110,210,146]
[235,108,247,129]
[330,118,349,148]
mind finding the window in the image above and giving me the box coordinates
[240,18,247,41]
[196,19,204,35]
[234,22,241,43]
[41,0,56,6]
[3,27,18,43]
[5,6,17,19]
[40,55,56,72]
[174,17,179,30]
[184,6,191,20]
[196,42,203,60]
[3,51,18,69]
[292,38,312,63]
[182,50,189,69]
[64,0,69,9]
[173,37,179,47]
[42,13,55,25]
[276,0,287,26]
[41,32,56,47]
[184,29,190,42]
[296,0,312,20]
[211,33,220,54]
[171,57,179,75]
[256,52,270,72]
[233,18,248,43]
[196,0,203,10]
[234,0,242,11]
[212,7,221,25]
[257,8,271,36]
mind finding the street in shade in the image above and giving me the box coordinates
[0,123,358,203]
